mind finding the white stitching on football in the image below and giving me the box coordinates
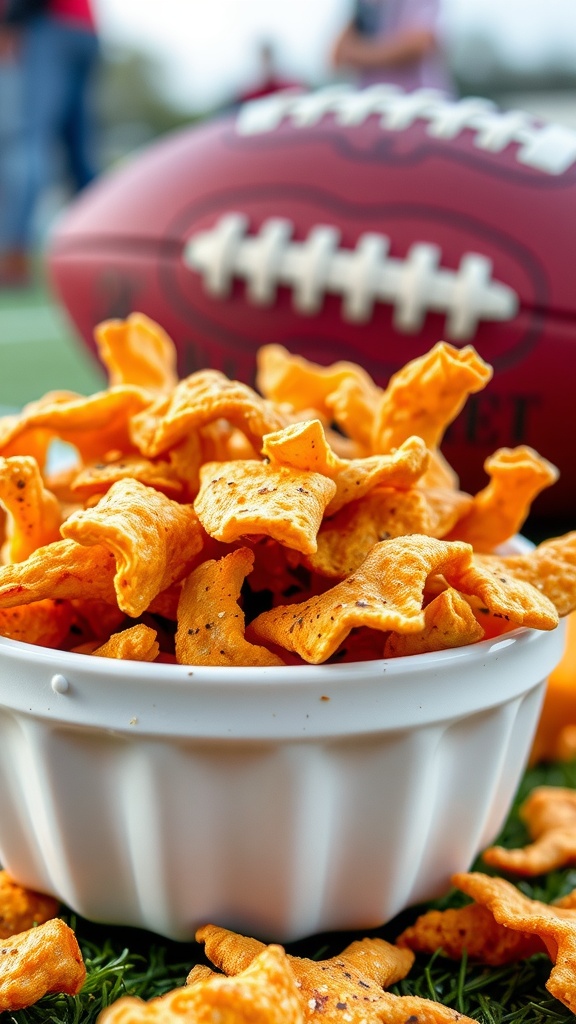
[236,85,576,176]
[183,213,518,340]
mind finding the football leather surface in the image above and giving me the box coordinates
[47,85,576,517]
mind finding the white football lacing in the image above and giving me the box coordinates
[235,84,576,176]
[183,213,518,340]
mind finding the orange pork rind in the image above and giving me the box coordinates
[447,446,559,552]
[0,599,75,648]
[129,369,287,458]
[399,871,576,1015]
[198,419,258,463]
[262,419,429,515]
[70,454,185,501]
[256,342,380,423]
[196,923,475,1024]
[165,432,205,499]
[383,589,484,657]
[0,917,86,1012]
[94,312,178,392]
[482,786,576,875]
[248,535,557,663]
[475,533,576,618]
[370,341,493,454]
[306,486,473,579]
[554,725,576,763]
[324,374,382,450]
[92,623,159,662]
[61,478,204,616]
[0,387,151,467]
[1,316,573,667]
[97,944,304,1024]
[305,488,432,579]
[175,548,285,666]
[396,897,544,965]
[194,460,336,555]
[0,456,62,563]
[0,411,52,469]
[0,539,117,608]
[0,870,59,939]
[368,342,493,493]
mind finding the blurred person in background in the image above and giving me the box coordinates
[0,0,99,287]
[331,0,454,96]
[0,0,25,281]
[236,39,303,105]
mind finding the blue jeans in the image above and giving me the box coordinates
[1,15,99,250]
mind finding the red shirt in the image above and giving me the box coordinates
[47,0,96,30]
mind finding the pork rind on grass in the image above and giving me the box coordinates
[0,870,59,939]
[196,923,475,1024]
[97,944,305,1024]
[0,917,86,1012]
[396,896,544,965]
[397,871,576,1015]
[482,786,576,875]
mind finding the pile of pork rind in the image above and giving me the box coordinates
[0,313,574,665]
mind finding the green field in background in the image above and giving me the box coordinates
[0,276,105,410]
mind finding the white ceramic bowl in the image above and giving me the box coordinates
[0,617,565,942]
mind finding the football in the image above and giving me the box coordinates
[47,84,576,518]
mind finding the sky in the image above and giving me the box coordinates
[94,0,576,112]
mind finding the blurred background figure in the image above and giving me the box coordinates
[330,0,454,96]
[236,38,304,104]
[0,0,100,287]
[0,0,25,285]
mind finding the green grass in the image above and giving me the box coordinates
[0,270,105,410]
[2,759,576,1023]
